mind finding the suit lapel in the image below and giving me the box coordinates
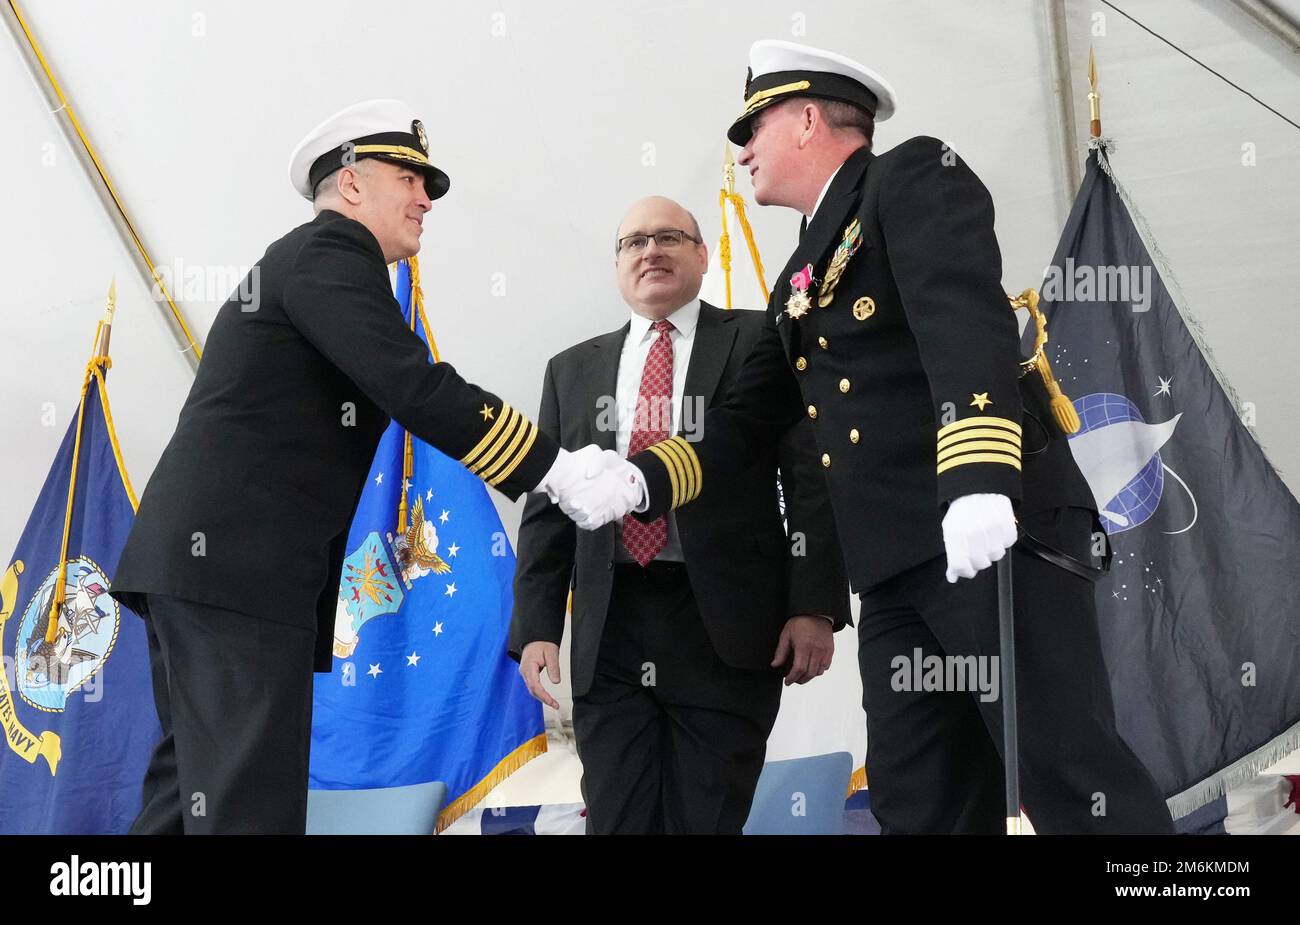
[586,323,628,451]
[683,302,738,412]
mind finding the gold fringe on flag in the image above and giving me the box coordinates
[436,733,549,833]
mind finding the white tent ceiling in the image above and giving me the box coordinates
[3,0,1298,551]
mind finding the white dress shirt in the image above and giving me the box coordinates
[806,161,845,230]
[612,298,702,562]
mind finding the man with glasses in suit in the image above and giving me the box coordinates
[511,195,850,834]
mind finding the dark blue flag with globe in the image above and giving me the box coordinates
[1038,145,1300,819]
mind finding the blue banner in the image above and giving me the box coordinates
[0,367,158,833]
[309,261,545,829]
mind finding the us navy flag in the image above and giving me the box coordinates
[1040,146,1300,818]
[0,364,159,833]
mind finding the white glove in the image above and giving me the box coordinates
[557,450,646,530]
[941,493,1017,584]
[534,444,606,502]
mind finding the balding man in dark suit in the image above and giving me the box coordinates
[510,196,850,834]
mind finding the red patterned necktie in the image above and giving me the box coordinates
[622,319,674,566]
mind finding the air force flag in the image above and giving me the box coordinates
[1040,146,1300,818]
[309,260,545,830]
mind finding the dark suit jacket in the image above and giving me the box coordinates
[510,302,851,698]
[634,140,1095,593]
[110,209,557,671]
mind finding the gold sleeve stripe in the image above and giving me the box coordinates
[937,440,1022,465]
[480,413,531,483]
[936,451,1022,476]
[467,406,521,474]
[646,442,685,508]
[936,415,1022,441]
[676,437,703,503]
[461,401,515,470]
[488,419,539,487]
[658,436,701,505]
[470,409,522,475]
[656,441,689,507]
[937,427,1022,453]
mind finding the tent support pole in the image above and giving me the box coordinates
[1046,0,1083,220]
[2,0,203,371]
[1232,0,1300,54]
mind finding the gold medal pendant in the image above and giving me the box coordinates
[785,287,812,320]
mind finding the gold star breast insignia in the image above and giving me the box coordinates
[970,392,992,411]
[479,404,495,421]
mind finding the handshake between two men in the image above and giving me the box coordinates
[534,444,648,531]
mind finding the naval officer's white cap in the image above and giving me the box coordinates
[728,40,897,146]
[288,98,450,201]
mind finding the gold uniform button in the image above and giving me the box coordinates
[821,453,831,468]
[850,428,860,444]
[795,356,808,371]
[839,378,851,394]
[818,337,828,349]
[807,405,818,420]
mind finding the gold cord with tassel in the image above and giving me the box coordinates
[45,282,117,643]
[1010,288,1080,435]
[717,143,770,308]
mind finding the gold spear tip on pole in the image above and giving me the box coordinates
[1087,46,1102,137]
[94,275,117,358]
[722,140,736,192]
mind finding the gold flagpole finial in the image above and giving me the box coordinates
[1088,46,1102,138]
[723,141,737,196]
[93,276,117,358]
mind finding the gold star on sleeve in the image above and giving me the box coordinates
[969,392,992,411]
[479,404,495,421]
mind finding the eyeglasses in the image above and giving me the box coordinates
[616,229,702,255]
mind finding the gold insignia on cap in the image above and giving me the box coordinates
[412,119,429,154]
[740,80,813,119]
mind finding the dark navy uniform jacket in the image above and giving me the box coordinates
[633,139,1094,592]
[111,209,556,670]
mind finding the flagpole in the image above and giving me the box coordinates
[43,284,117,643]
[1089,47,1102,138]
[2,0,203,370]
[93,277,116,359]
[998,555,1021,834]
